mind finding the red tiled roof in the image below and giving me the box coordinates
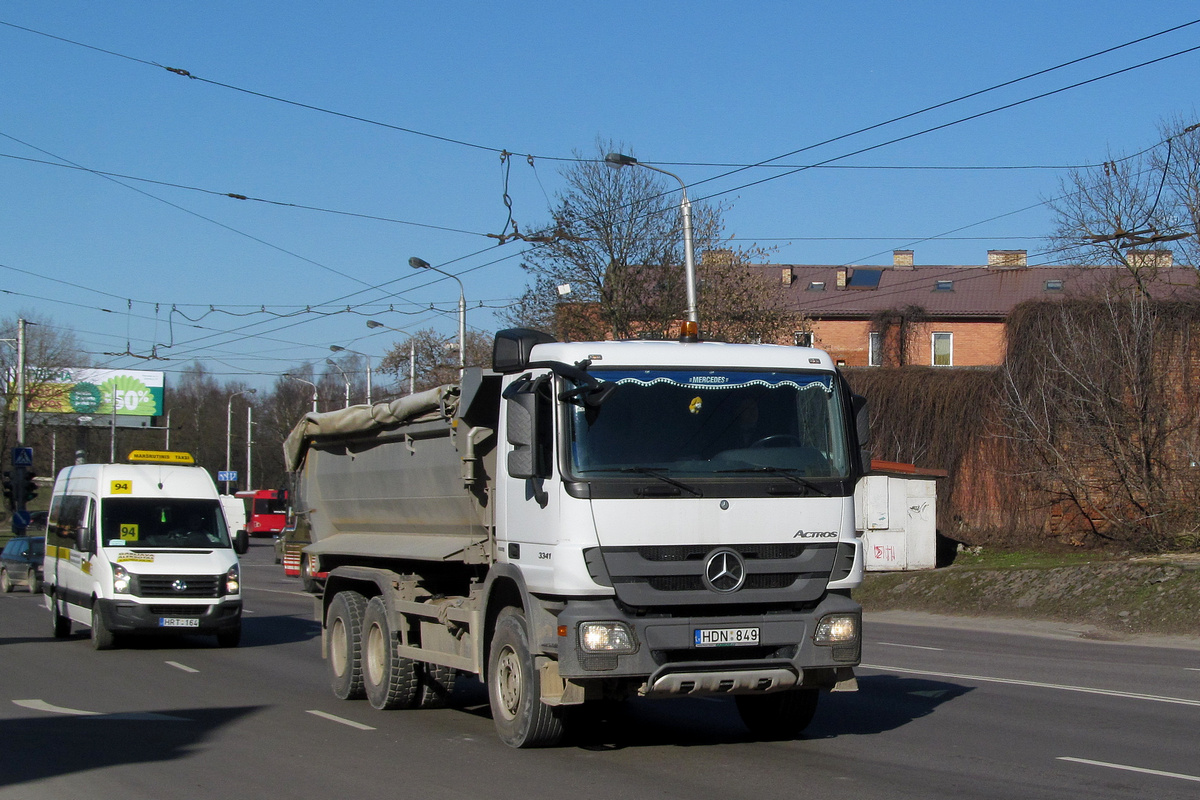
[755,263,1199,319]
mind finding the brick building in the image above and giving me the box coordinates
[755,248,1195,367]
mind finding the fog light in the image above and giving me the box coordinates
[813,613,858,645]
[579,622,636,654]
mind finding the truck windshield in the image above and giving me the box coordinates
[101,498,232,549]
[566,369,850,479]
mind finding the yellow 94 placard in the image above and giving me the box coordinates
[120,524,139,541]
[110,480,132,494]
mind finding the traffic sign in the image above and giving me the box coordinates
[218,471,237,482]
[12,447,32,467]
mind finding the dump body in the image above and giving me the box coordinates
[286,377,499,568]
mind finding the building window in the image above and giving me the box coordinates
[1044,279,1064,291]
[807,281,826,291]
[932,332,953,366]
[868,332,882,367]
[793,331,813,347]
[934,280,954,292]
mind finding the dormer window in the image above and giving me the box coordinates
[934,280,954,292]
[1045,279,1064,291]
[807,281,826,291]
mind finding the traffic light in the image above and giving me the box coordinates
[23,470,37,504]
[1,471,11,510]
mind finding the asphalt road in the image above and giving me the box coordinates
[1,540,1198,800]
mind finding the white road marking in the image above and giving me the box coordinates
[1058,757,1200,784]
[166,661,199,673]
[246,586,313,598]
[13,699,188,721]
[306,710,376,730]
[861,664,1200,707]
[876,642,945,651]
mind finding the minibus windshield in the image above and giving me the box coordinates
[101,498,232,549]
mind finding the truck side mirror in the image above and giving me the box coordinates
[234,530,249,555]
[77,526,94,554]
[505,386,539,480]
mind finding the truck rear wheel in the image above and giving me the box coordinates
[487,607,564,748]
[327,591,367,700]
[735,688,820,740]
[362,596,419,710]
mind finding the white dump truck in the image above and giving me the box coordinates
[284,328,869,747]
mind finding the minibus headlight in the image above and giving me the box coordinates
[224,564,240,595]
[112,564,131,594]
[579,622,636,654]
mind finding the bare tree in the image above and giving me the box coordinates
[378,328,493,393]
[1,313,90,459]
[1047,118,1198,294]
[503,138,779,342]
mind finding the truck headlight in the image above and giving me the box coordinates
[579,622,636,654]
[112,564,131,594]
[224,564,240,595]
[813,613,859,645]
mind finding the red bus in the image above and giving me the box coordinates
[235,489,289,538]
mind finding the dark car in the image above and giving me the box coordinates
[1,536,45,593]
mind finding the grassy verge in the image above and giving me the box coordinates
[857,549,1200,638]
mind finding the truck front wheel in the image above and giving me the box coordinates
[327,591,367,700]
[362,596,419,710]
[735,688,820,740]
[487,607,565,748]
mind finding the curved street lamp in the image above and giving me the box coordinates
[409,256,465,372]
[329,345,373,404]
[325,359,351,408]
[284,374,319,413]
[225,389,257,493]
[604,152,699,341]
[367,320,415,394]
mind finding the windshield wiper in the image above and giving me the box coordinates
[715,466,830,496]
[618,467,703,497]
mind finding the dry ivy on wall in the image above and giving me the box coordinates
[847,296,1200,553]
[1002,297,1200,551]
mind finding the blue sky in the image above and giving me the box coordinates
[2,1,1198,390]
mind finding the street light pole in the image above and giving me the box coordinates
[409,257,466,372]
[325,359,351,408]
[225,389,256,494]
[285,375,319,413]
[604,152,699,341]
[329,345,373,404]
[366,320,417,394]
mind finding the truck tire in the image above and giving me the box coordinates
[487,607,565,748]
[301,554,320,593]
[735,689,819,740]
[91,605,117,651]
[362,596,420,710]
[51,596,72,639]
[327,591,367,700]
[416,663,457,709]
